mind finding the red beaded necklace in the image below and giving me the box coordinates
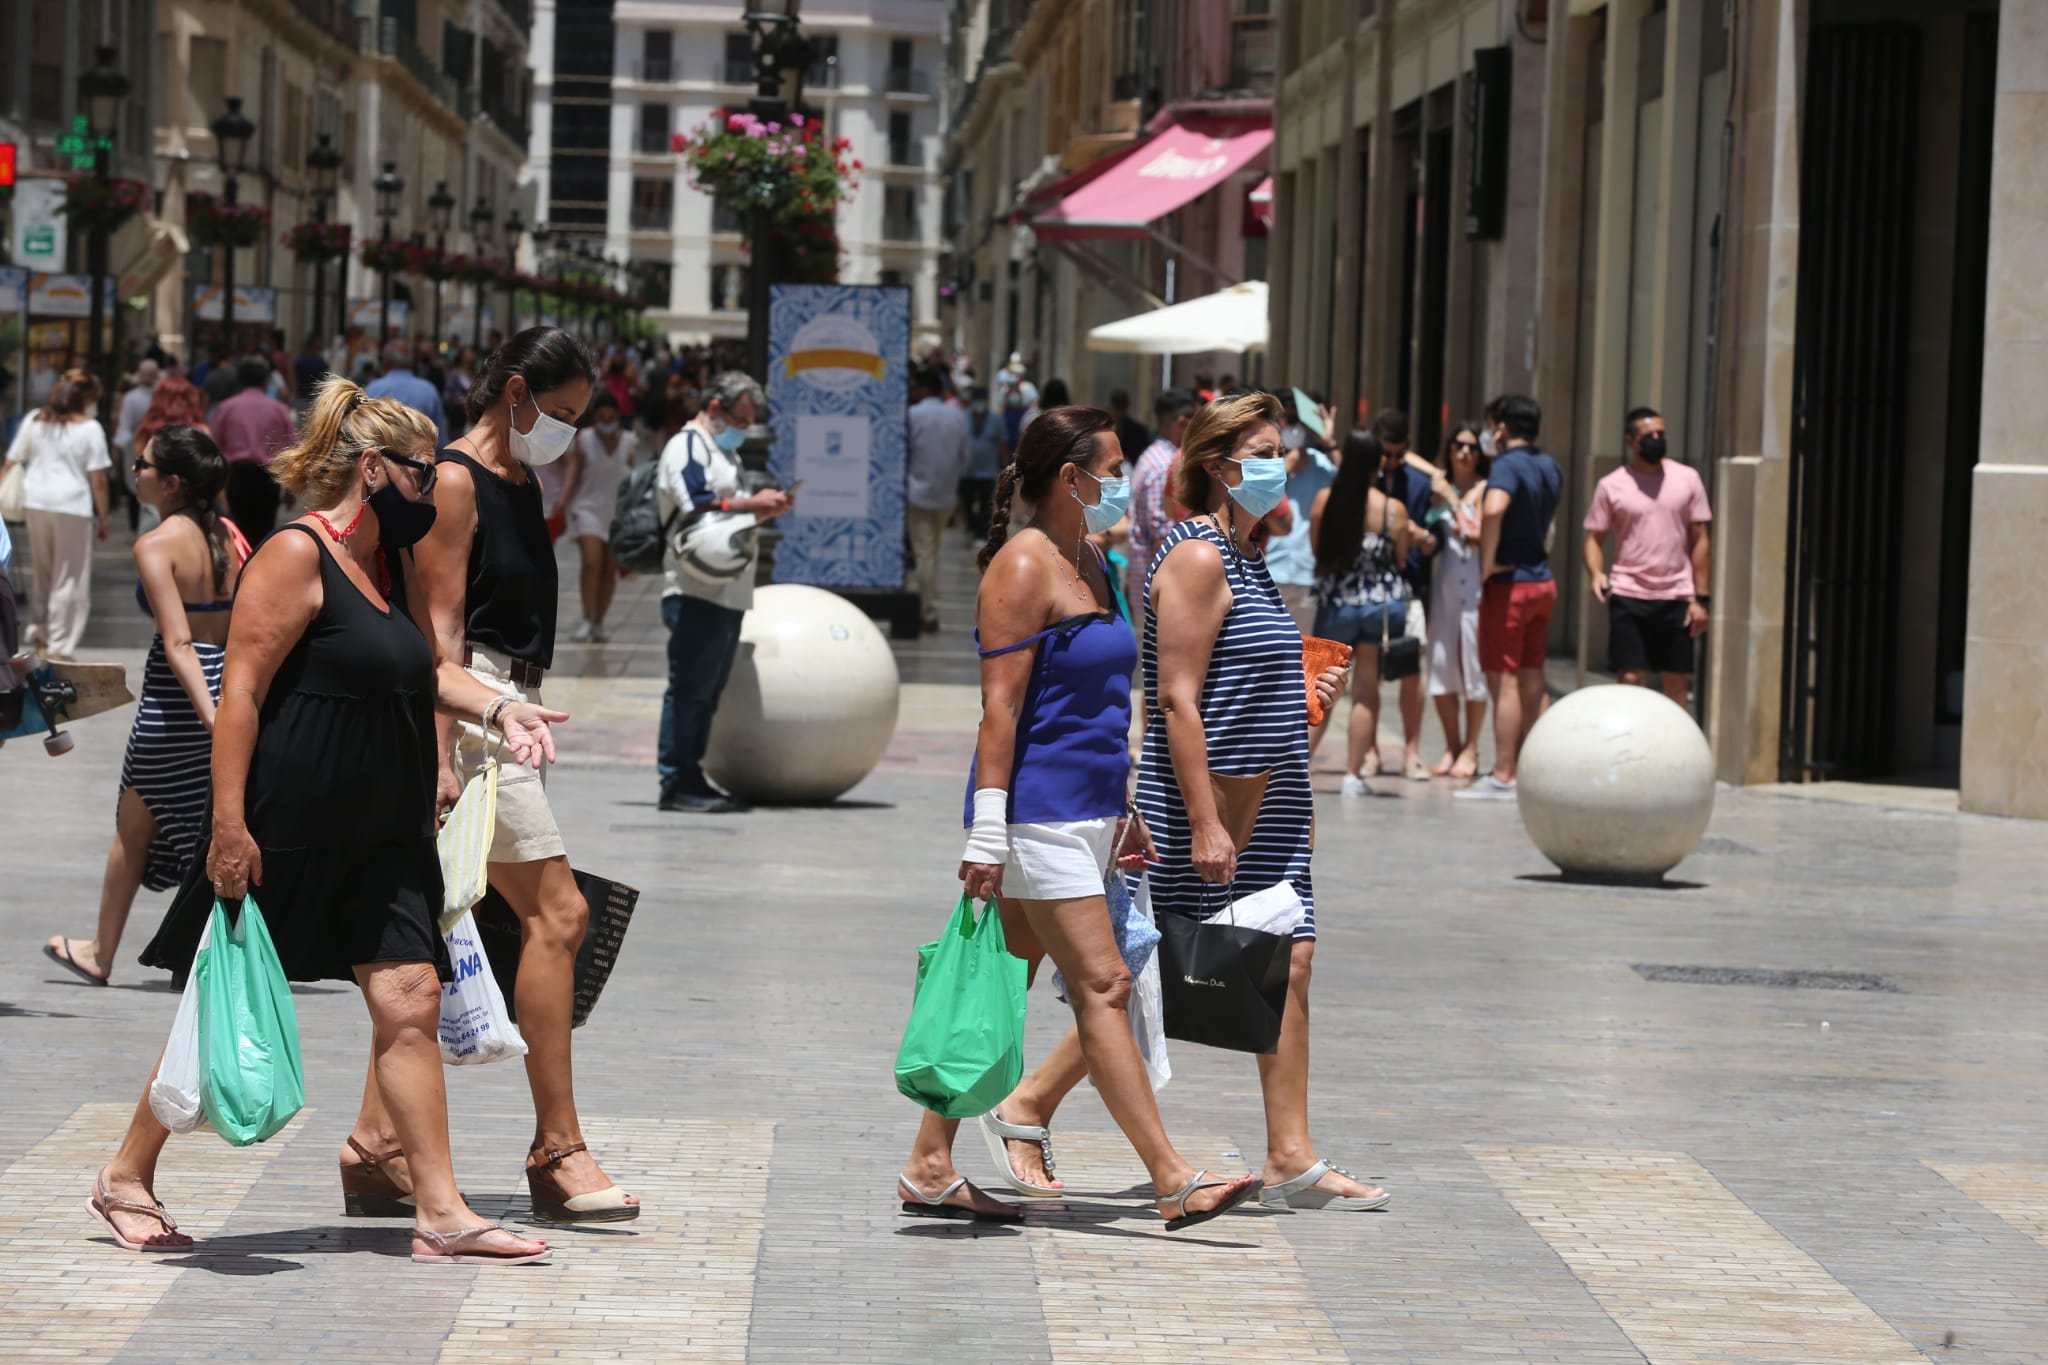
[308,501,366,542]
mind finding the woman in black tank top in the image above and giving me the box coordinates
[91,378,563,1266]
[344,326,641,1223]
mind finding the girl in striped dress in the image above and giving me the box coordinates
[1137,390,1393,1213]
[41,427,242,986]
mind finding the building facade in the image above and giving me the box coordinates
[941,0,1275,407]
[530,0,949,347]
[1270,0,2046,818]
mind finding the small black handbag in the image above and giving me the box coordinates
[1155,892,1294,1055]
[1377,495,1423,681]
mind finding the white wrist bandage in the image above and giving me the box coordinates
[960,787,1010,865]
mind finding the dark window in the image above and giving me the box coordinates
[883,186,920,241]
[552,102,611,150]
[553,0,614,80]
[710,263,748,311]
[807,34,839,88]
[640,29,673,81]
[723,33,753,84]
[888,110,916,165]
[442,22,474,83]
[637,260,672,308]
[630,177,674,230]
[638,102,670,153]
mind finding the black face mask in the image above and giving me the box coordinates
[369,482,438,549]
[1638,434,1668,463]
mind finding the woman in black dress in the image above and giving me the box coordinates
[88,379,565,1266]
[339,328,638,1223]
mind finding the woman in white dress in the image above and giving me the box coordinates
[557,390,637,642]
[1425,421,1490,779]
[1,369,112,658]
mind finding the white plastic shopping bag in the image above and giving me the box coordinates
[1215,881,1308,937]
[436,736,499,934]
[148,911,215,1133]
[1129,877,1171,1091]
[437,910,527,1065]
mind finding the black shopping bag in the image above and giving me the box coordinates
[1155,909,1293,1055]
[474,870,639,1029]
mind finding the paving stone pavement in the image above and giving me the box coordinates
[5,523,2048,1361]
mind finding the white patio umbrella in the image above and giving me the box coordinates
[1086,281,1269,355]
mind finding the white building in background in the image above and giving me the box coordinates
[530,0,948,348]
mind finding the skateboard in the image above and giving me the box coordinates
[0,657,132,756]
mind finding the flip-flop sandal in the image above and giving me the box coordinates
[45,939,108,986]
[1257,1158,1392,1211]
[84,1176,191,1251]
[411,1223,552,1266]
[978,1109,1062,1198]
[898,1175,1022,1224]
[1159,1170,1263,1232]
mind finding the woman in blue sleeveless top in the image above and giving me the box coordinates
[896,406,1263,1232]
[1140,391,1392,1213]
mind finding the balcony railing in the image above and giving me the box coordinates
[720,59,754,85]
[292,0,361,51]
[886,142,926,169]
[634,58,676,82]
[885,67,936,96]
[381,17,462,110]
[482,97,530,149]
[882,211,922,243]
[629,203,673,231]
[712,201,743,234]
[636,127,673,155]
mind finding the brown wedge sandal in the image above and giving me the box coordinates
[525,1142,640,1224]
[341,1137,417,1218]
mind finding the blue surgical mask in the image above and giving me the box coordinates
[1073,468,1131,534]
[714,421,748,453]
[1224,457,1288,519]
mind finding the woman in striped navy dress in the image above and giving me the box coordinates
[41,428,242,986]
[1137,390,1393,1213]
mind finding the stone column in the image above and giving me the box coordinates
[1959,2,2048,819]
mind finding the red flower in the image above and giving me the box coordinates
[851,158,863,170]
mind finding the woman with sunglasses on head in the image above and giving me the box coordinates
[338,326,640,1225]
[897,406,1264,1232]
[92,380,562,1265]
[42,428,246,987]
[1426,421,1490,779]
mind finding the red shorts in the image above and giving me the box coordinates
[1479,578,1557,673]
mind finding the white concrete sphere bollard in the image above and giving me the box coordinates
[1515,684,1716,883]
[703,584,902,805]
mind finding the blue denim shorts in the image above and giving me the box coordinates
[1311,600,1409,649]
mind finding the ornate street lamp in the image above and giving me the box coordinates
[373,161,404,340]
[211,97,256,346]
[469,195,494,349]
[530,222,553,324]
[427,180,456,349]
[78,45,129,424]
[503,207,525,337]
[306,132,343,343]
[742,0,812,381]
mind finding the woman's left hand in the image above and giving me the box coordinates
[1114,811,1159,870]
[1312,664,1347,712]
[497,701,569,767]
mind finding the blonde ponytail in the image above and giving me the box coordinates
[271,374,439,509]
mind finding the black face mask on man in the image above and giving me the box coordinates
[1638,433,1668,464]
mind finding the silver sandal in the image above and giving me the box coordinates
[978,1109,1062,1198]
[1257,1158,1392,1211]
[897,1175,1022,1224]
[1158,1169,1263,1232]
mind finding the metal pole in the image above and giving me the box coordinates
[432,230,444,346]
[311,192,327,344]
[86,143,111,426]
[222,174,238,349]
[378,217,392,341]
[746,204,772,383]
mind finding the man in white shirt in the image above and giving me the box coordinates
[904,367,970,632]
[655,370,792,813]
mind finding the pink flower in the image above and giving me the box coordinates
[790,112,805,128]
[727,114,746,131]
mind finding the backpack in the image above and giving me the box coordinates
[609,454,676,574]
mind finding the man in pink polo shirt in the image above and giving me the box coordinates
[1582,406,1713,706]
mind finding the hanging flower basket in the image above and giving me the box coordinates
[61,175,150,235]
[677,108,859,237]
[359,237,412,275]
[283,220,351,263]
[189,194,271,249]
[459,255,510,287]
[410,244,461,281]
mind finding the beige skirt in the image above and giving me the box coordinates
[453,645,566,864]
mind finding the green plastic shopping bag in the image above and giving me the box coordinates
[197,897,307,1146]
[894,895,1029,1118]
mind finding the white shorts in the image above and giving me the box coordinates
[453,647,567,864]
[1006,818,1115,901]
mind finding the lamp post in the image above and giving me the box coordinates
[373,161,403,341]
[503,207,525,338]
[306,132,343,345]
[210,97,256,351]
[742,0,812,382]
[78,45,129,426]
[469,195,494,350]
[530,222,553,326]
[426,180,455,351]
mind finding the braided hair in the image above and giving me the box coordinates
[147,426,233,594]
[979,405,1115,572]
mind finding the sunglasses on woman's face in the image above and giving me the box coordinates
[1451,439,1481,453]
[131,456,155,475]
[382,451,437,494]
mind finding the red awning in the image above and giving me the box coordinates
[1030,122,1274,241]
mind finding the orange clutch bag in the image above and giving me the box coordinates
[1301,637,1354,726]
